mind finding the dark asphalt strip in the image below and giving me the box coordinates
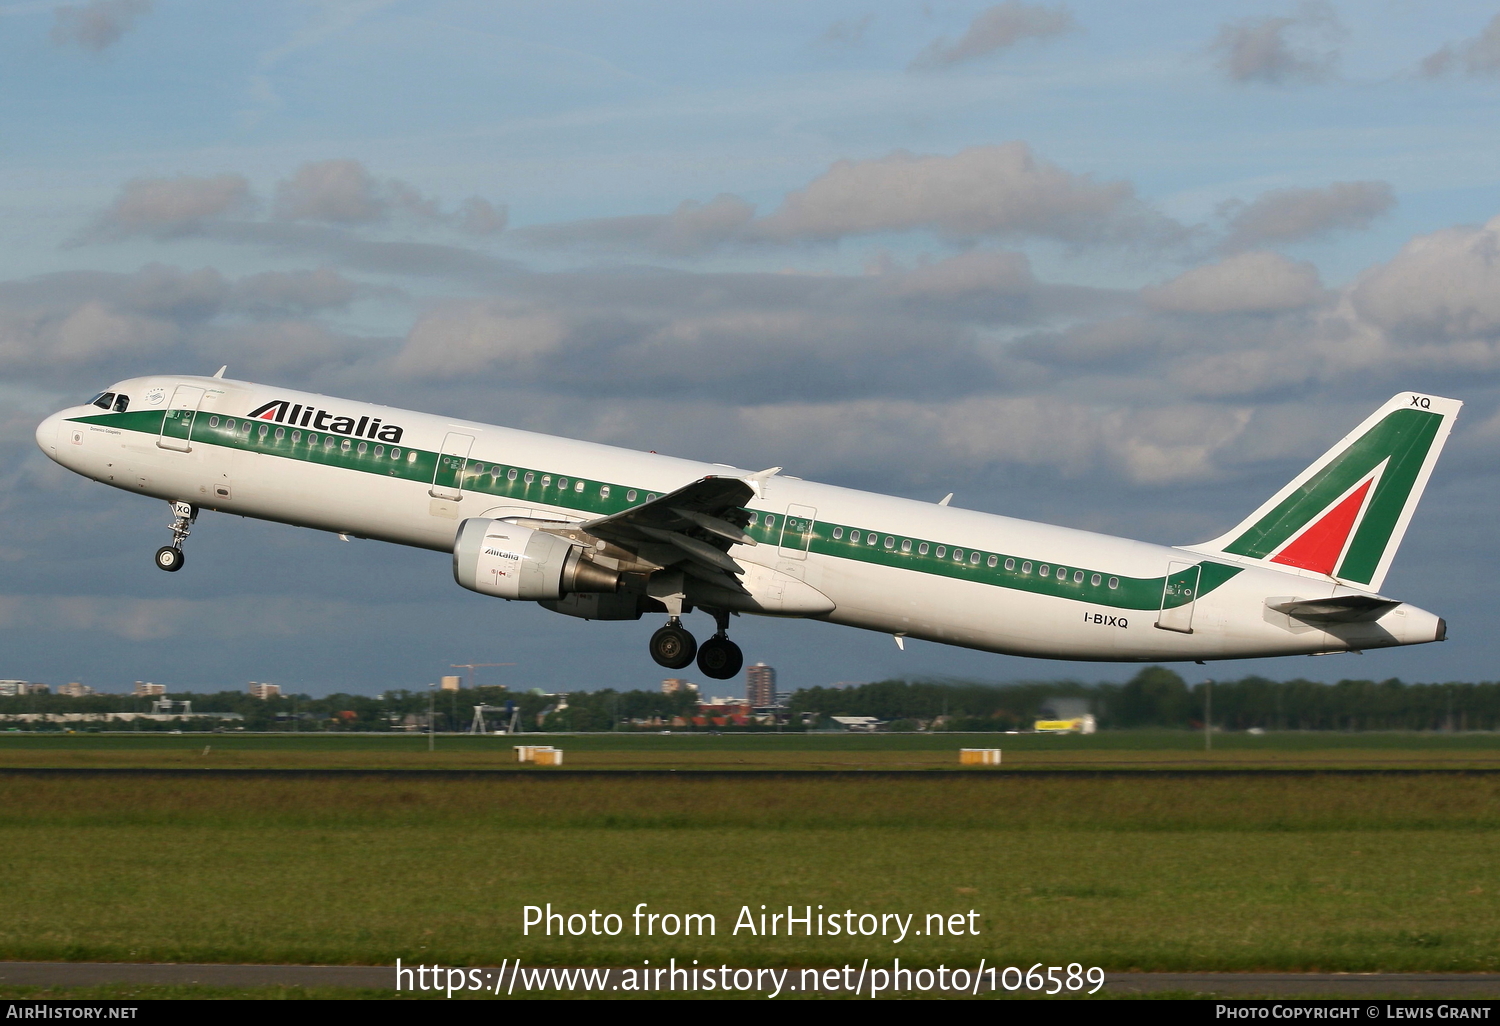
[2,768,1500,779]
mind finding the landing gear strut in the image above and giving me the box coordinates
[155,501,196,573]
[649,617,697,670]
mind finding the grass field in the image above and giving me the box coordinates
[3,729,1500,770]
[1,740,1498,977]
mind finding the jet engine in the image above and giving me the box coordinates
[453,518,620,600]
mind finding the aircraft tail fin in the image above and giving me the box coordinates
[1191,392,1461,593]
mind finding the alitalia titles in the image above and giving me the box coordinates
[247,399,404,443]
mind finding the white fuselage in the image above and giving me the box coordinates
[35,374,1446,663]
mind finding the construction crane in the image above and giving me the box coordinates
[449,663,514,690]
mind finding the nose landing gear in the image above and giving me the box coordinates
[155,501,196,573]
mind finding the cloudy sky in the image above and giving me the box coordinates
[5,0,1500,696]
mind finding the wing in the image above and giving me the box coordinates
[578,475,759,589]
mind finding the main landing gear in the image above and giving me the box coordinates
[154,501,196,573]
[648,611,743,680]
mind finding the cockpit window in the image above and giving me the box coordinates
[92,393,115,410]
[112,394,130,413]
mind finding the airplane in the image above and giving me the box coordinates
[35,372,1458,680]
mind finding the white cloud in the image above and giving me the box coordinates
[755,143,1180,246]
[1420,13,1500,78]
[1144,252,1324,314]
[50,0,150,53]
[92,174,253,238]
[1208,2,1340,85]
[517,194,754,256]
[910,2,1076,70]
[1219,181,1394,251]
[1351,216,1500,342]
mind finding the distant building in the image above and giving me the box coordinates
[661,678,699,696]
[57,682,93,697]
[746,663,777,707]
[440,676,462,691]
[0,681,34,697]
[249,682,281,700]
[133,682,166,697]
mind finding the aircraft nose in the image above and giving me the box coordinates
[35,412,62,459]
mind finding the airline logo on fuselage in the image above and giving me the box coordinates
[247,399,404,443]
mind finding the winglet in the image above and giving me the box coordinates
[213,366,227,379]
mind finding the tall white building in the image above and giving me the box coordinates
[249,682,282,700]
[133,682,166,697]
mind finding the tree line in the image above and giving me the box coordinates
[789,668,1500,731]
[3,668,1498,731]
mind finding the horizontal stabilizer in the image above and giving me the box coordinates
[1268,594,1400,624]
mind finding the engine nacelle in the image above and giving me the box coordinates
[453,518,620,600]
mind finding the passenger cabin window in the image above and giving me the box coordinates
[626,489,637,501]
[557,477,567,489]
[374,445,383,456]
[407,451,417,463]
[918,542,929,555]
[970,552,981,565]
[1074,570,1084,583]
[866,533,877,546]
[600,485,611,499]
[1091,573,1102,586]
[507,468,516,479]
[935,546,945,558]
[748,512,758,525]
[525,472,535,484]
[292,431,301,443]
[953,549,963,561]
[831,527,843,539]
[849,530,858,542]
[1005,558,1015,571]
[1039,564,1049,576]
[884,537,895,550]
[1108,577,1119,589]
[112,394,130,412]
[901,539,911,553]
[542,475,552,487]
[987,555,998,568]
[1021,561,1031,573]
[258,425,268,439]
[575,480,585,493]
[357,441,367,454]
[275,427,285,440]
[209,416,220,428]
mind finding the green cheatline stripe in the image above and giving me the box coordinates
[73,409,1241,612]
[1222,408,1441,586]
